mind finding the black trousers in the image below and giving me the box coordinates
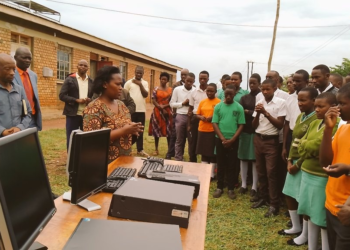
[65,115,83,150]
[188,117,199,163]
[131,112,145,152]
[166,114,177,158]
[216,138,239,190]
[326,209,350,250]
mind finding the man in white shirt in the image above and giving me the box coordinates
[256,70,289,103]
[166,68,189,159]
[251,79,286,218]
[124,66,149,157]
[59,59,93,149]
[170,73,195,161]
[187,70,209,162]
[311,64,339,95]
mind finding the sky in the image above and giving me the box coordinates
[35,0,350,88]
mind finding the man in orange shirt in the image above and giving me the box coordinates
[13,47,42,131]
[320,83,350,250]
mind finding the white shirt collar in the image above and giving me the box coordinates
[318,83,333,94]
[76,72,89,80]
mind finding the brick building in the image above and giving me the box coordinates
[0,1,181,108]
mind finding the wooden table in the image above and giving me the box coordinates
[36,156,211,250]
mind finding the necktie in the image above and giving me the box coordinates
[22,72,35,114]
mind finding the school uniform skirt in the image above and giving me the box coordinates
[282,160,302,201]
[238,132,255,160]
[196,131,216,157]
[297,171,328,227]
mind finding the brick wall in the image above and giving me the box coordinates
[127,63,137,80]
[71,48,90,74]
[0,27,11,54]
[110,57,120,68]
[32,38,57,107]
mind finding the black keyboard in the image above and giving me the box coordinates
[138,161,183,177]
[107,167,136,180]
[103,179,125,193]
[103,167,136,193]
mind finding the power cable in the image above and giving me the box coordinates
[281,26,350,72]
[46,0,350,29]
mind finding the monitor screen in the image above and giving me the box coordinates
[69,129,110,205]
[0,128,56,250]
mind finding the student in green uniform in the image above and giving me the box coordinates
[212,85,245,199]
[278,87,318,245]
[296,92,339,250]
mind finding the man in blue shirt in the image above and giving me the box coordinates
[0,53,31,137]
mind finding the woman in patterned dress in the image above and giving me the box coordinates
[148,72,173,156]
[83,66,143,163]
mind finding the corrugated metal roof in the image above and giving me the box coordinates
[0,0,182,71]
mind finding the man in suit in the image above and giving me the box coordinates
[59,59,93,149]
[13,47,42,130]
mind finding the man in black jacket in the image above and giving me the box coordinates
[59,59,93,149]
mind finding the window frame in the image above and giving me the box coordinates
[120,61,127,80]
[57,45,72,81]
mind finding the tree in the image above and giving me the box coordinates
[268,0,280,71]
[330,58,350,76]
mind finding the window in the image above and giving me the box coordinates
[10,33,32,58]
[120,62,127,80]
[169,74,173,86]
[57,45,72,81]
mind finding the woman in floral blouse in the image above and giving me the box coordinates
[83,66,143,163]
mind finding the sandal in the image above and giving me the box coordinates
[152,150,159,156]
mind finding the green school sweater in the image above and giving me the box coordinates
[297,118,339,177]
[288,112,317,160]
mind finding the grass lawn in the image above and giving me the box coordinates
[38,121,307,250]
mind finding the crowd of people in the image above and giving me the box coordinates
[1,46,350,250]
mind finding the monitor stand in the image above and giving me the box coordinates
[63,191,101,212]
[77,199,101,212]
[29,241,47,250]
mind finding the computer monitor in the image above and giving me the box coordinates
[0,128,56,250]
[67,129,110,210]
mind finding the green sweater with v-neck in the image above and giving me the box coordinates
[288,112,317,160]
[297,118,339,177]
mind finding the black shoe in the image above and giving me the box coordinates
[250,195,260,203]
[213,189,223,198]
[238,187,248,194]
[286,220,293,228]
[250,189,257,197]
[251,199,267,209]
[287,238,308,246]
[278,229,301,236]
[264,206,279,217]
[228,190,236,200]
